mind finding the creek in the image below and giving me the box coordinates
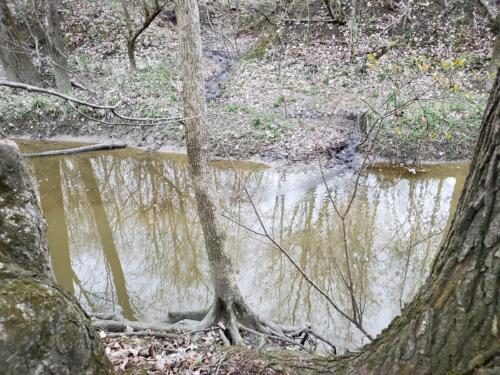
[21,140,467,350]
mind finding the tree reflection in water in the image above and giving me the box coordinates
[25,143,467,349]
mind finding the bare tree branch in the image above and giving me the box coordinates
[0,80,185,125]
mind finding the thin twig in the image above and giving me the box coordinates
[68,101,183,126]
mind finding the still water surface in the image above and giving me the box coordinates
[20,140,467,350]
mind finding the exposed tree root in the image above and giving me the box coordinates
[93,299,338,354]
[92,318,190,333]
[166,309,209,324]
[105,331,182,340]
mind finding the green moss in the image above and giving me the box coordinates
[244,33,272,60]
[0,277,112,374]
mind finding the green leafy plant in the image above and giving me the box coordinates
[226,103,239,112]
[251,116,262,127]
[273,95,285,108]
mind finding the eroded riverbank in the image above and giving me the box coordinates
[1,0,493,166]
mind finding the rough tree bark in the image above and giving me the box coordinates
[0,0,42,85]
[0,140,112,374]
[45,0,71,92]
[244,71,500,374]
[175,0,280,343]
[491,13,500,70]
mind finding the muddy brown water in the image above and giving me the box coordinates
[20,140,467,350]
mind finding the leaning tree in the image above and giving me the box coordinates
[44,0,72,92]
[120,0,165,70]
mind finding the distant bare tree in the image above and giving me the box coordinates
[44,0,71,92]
[120,0,165,70]
[323,0,345,23]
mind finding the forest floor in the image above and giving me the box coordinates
[0,0,495,165]
[100,329,302,374]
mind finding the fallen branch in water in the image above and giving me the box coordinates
[22,143,127,158]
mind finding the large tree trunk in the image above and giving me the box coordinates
[347,68,500,374]
[247,71,500,374]
[176,0,264,343]
[45,0,71,92]
[0,140,112,373]
[0,0,42,85]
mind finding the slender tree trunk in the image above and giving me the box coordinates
[0,0,42,85]
[323,0,345,23]
[493,35,500,68]
[120,0,137,71]
[176,0,261,343]
[249,71,500,374]
[45,0,71,92]
[127,39,137,71]
[120,0,164,71]
[0,140,112,374]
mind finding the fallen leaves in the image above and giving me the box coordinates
[100,328,305,374]
[103,331,225,374]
